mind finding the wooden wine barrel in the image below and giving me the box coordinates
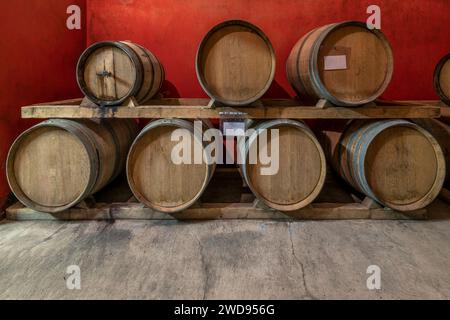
[77,41,164,106]
[239,119,327,211]
[196,20,276,106]
[286,21,394,106]
[434,54,450,105]
[127,119,216,213]
[7,119,138,213]
[414,119,450,182]
[332,120,445,211]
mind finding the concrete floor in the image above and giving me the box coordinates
[1,212,449,300]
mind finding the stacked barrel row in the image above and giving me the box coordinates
[7,117,449,213]
[6,19,450,214]
[74,20,397,108]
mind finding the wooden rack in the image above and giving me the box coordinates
[21,98,442,119]
[8,97,446,221]
[6,168,427,221]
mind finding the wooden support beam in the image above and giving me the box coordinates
[6,201,427,221]
[21,98,441,120]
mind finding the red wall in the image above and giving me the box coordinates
[0,0,86,208]
[87,0,450,100]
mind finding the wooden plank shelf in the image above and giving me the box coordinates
[391,99,450,118]
[6,201,426,221]
[440,103,450,118]
[5,168,427,221]
[21,98,442,119]
[394,99,450,118]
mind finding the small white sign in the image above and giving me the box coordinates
[324,55,348,70]
[223,121,246,137]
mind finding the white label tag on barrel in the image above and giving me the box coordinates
[223,121,246,136]
[324,55,348,70]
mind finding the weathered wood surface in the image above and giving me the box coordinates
[3,155,431,221]
[327,119,446,212]
[376,99,441,106]
[77,41,164,106]
[239,120,327,211]
[440,187,450,204]
[21,98,441,119]
[127,119,215,213]
[196,20,276,106]
[287,21,393,106]
[414,119,450,182]
[440,104,450,118]
[6,119,138,213]
[6,201,427,221]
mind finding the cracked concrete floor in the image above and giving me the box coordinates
[0,217,449,300]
